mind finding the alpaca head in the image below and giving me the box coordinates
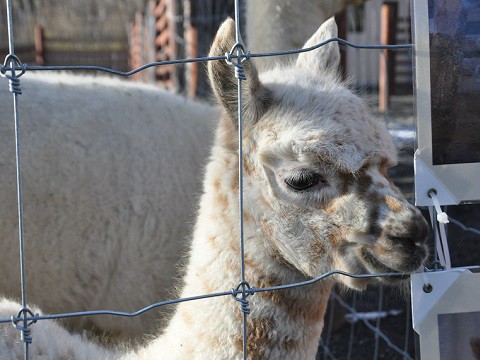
[208,18,428,291]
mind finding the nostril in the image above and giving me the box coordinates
[416,217,430,244]
[387,220,429,246]
[387,235,413,244]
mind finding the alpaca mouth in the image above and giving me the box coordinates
[358,247,411,283]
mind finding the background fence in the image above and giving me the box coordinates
[1,0,480,359]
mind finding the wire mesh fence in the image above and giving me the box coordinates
[1,0,479,359]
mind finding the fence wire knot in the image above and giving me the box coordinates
[231,281,255,314]
[11,308,38,344]
[225,43,250,81]
[1,54,26,94]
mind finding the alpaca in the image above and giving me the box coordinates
[0,18,428,359]
[246,0,366,70]
[0,73,215,341]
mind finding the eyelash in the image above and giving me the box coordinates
[284,171,326,191]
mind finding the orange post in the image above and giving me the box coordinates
[379,2,397,112]
[34,24,44,65]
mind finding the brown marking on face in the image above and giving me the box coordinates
[310,236,326,264]
[311,224,320,233]
[357,170,373,196]
[243,159,254,176]
[367,202,382,237]
[370,244,394,258]
[338,170,356,195]
[379,163,389,180]
[327,231,344,248]
[261,221,274,239]
[323,200,338,215]
[385,195,404,213]
[243,211,254,223]
[249,144,257,155]
[283,337,299,352]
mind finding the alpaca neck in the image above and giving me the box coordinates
[140,138,332,359]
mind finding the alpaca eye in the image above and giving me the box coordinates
[285,172,325,191]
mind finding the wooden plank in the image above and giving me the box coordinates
[156,15,168,33]
[187,24,198,98]
[379,2,397,112]
[154,0,166,18]
[34,24,45,65]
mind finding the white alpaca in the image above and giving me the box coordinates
[246,0,366,70]
[0,73,215,340]
[0,18,428,359]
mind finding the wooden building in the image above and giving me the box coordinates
[133,0,412,102]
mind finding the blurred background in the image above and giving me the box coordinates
[0,0,412,101]
[0,1,417,201]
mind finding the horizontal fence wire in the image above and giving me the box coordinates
[449,216,480,236]
[1,39,413,77]
[0,270,411,325]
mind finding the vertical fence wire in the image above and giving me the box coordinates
[3,0,30,359]
[346,292,357,360]
[324,294,336,353]
[403,295,411,359]
[373,285,384,360]
[233,1,248,358]
[319,337,338,360]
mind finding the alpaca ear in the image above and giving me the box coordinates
[208,18,271,128]
[296,17,340,76]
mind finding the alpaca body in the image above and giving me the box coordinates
[0,73,215,340]
[0,18,428,359]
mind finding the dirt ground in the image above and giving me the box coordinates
[315,95,480,360]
